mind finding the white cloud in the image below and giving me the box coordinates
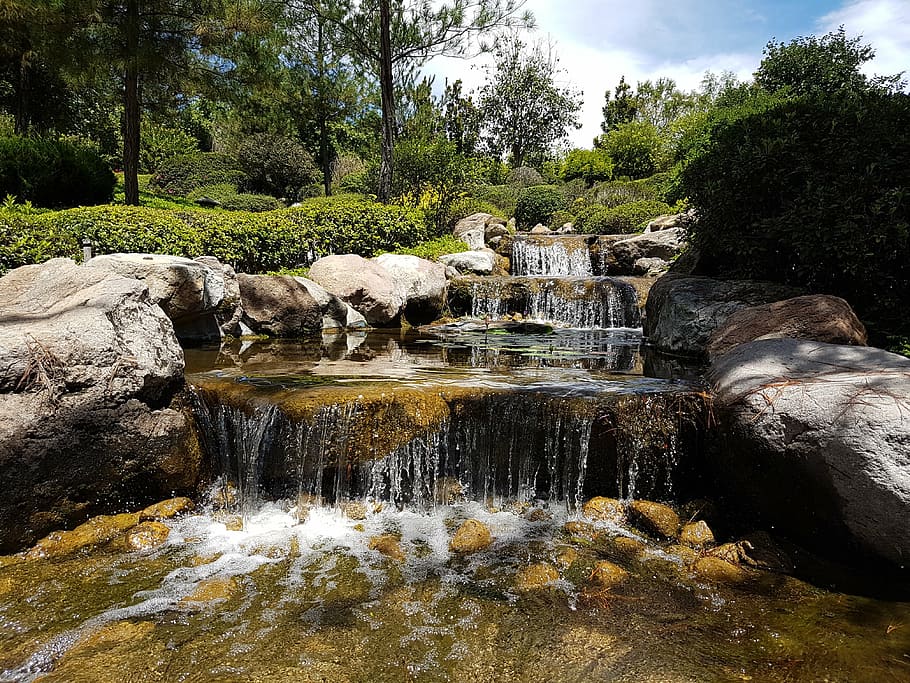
[818,0,910,82]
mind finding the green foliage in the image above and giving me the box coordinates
[505,166,544,187]
[393,235,469,261]
[595,121,663,179]
[140,121,199,173]
[470,184,518,216]
[601,75,637,134]
[514,185,566,230]
[150,152,246,197]
[886,337,910,359]
[574,200,670,234]
[561,148,613,186]
[549,209,575,229]
[187,183,283,212]
[443,196,506,229]
[678,89,910,337]
[0,196,427,276]
[336,168,373,195]
[0,135,115,208]
[233,133,320,200]
[585,177,662,208]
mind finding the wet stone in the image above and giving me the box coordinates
[25,512,140,560]
[693,556,752,584]
[555,546,579,568]
[679,520,715,548]
[213,511,243,531]
[606,535,647,560]
[628,500,680,540]
[563,521,597,539]
[666,544,700,566]
[515,563,560,591]
[450,519,493,554]
[589,560,629,589]
[369,534,406,562]
[110,521,171,552]
[582,497,625,524]
[181,576,239,604]
[343,501,368,520]
[139,497,195,521]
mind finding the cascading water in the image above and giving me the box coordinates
[511,235,594,276]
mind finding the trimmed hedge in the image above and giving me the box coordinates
[150,152,246,197]
[514,185,566,230]
[0,196,427,275]
[574,200,671,234]
[0,135,115,208]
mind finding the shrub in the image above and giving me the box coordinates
[514,185,566,229]
[470,184,518,216]
[549,210,575,229]
[393,235,469,261]
[220,193,284,213]
[506,166,544,187]
[561,148,614,186]
[443,196,506,229]
[233,133,319,200]
[679,89,910,338]
[0,136,115,208]
[585,178,660,208]
[336,168,373,195]
[140,122,199,173]
[595,121,663,179]
[150,152,246,196]
[574,200,671,234]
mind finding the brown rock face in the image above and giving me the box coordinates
[368,534,406,562]
[140,497,195,522]
[679,521,715,548]
[237,274,322,337]
[450,519,493,554]
[706,295,867,360]
[582,497,625,524]
[628,501,680,539]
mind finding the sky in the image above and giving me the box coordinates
[425,0,910,149]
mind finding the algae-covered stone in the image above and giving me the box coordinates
[115,521,170,551]
[555,546,579,568]
[25,512,140,559]
[582,497,624,524]
[343,501,368,520]
[369,534,405,562]
[450,519,492,554]
[563,521,596,539]
[213,511,243,531]
[628,500,680,539]
[666,544,699,566]
[515,563,560,591]
[679,520,715,548]
[181,576,239,603]
[139,497,195,521]
[588,560,629,589]
[607,535,646,560]
[693,556,751,584]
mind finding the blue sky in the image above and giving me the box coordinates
[426,0,910,148]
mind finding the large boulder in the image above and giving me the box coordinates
[195,256,243,337]
[644,275,803,357]
[308,254,404,325]
[708,338,910,566]
[292,277,368,332]
[453,212,492,250]
[237,274,322,337]
[438,250,496,276]
[372,253,447,324]
[0,259,201,552]
[706,295,867,360]
[604,228,686,275]
[86,253,226,342]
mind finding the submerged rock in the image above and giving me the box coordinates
[515,563,560,591]
[709,338,910,567]
[25,512,140,559]
[679,521,715,548]
[605,535,646,560]
[450,519,493,554]
[555,546,579,568]
[140,497,195,521]
[588,560,629,589]
[628,501,680,539]
[582,497,624,524]
[368,534,406,562]
[181,576,239,604]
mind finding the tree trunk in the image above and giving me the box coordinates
[377,0,394,203]
[122,0,141,206]
[15,53,29,134]
[317,19,332,196]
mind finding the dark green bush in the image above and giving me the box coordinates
[220,193,284,213]
[561,148,614,186]
[574,200,671,234]
[233,133,319,200]
[514,185,566,230]
[470,184,518,216]
[444,196,506,229]
[678,90,910,338]
[150,152,246,197]
[584,178,662,208]
[0,136,115,208]
[0,196,427,276]
[506,166,544,187]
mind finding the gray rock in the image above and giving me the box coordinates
[484,222,511,242]
[605,228,686,274]
[444,266,460,280]
[438,250,496,276]
[644,212,691,233]
[633,257,669,276]
[373,253,447,324]
[293,276,367,332]
[453,213,492,251]
[530,224,551,235]
[237,274,322,337]
[644,275,803,357]
[708,338,910,566]
[0,259,200,552]
[308,254,404,325]
[195,256,243,337]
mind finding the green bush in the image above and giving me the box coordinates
[585,178,661,208]
[233,133,319,200]
[140,122,199,173]
[595,121,663,179]
[574,200,671,234]
[444,196,506,229]
[549,209,576,229]
[187,184,283,212]
[506,166,544,187]
[0,136,115,208]
[150,152,246,197]
[336,168,373,195]
[679,90,910,338]
[470,184,518,216]
[393,235,468,261]
[514,185,567,230]
[0,196,427,276]
[561,148,614,186]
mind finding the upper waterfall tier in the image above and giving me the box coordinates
[447,275,642,329]
[511,235,596,276]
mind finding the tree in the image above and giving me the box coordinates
[600,75,636,134]
[755,26,906,98]
[634,77,697,134]
[478,35,581,168]
[442,78,480,156]
[295,0,532,202]
[561,148,612,186]
[594,121,661,179]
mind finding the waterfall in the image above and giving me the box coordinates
[465,276,641,329]
[512,236,594,276]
